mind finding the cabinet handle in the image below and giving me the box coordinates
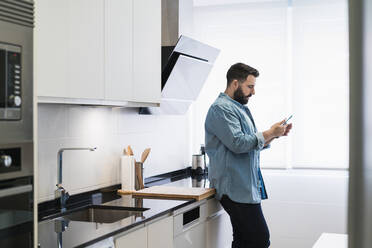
[0,184,32,198]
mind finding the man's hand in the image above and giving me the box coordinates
[263,119,287,141]
[283,123,293,136]
[263,119,293,145]
[270,119,287,137]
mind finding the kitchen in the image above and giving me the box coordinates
[0,0,371,247]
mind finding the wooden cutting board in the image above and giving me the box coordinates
[117,186,216,201]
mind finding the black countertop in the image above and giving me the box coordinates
[38,170,210,248]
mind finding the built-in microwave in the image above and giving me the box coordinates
[0,43,23,121]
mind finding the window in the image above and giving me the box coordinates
[192,0,349,169]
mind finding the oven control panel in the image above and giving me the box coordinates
[0,43,22,120]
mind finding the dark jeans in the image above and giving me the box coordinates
[220,195,270,248]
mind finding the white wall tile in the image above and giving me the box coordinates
[38,104,68,140]
[116,108,158,134]
[67,106,116,138]
[38,139,62,202]
[37,105,189,202]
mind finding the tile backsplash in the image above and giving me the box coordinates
[37,104,191,202]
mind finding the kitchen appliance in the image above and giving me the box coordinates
[0,176,34,247]
[140,0,220,115]
[192,154,205,174]
[0,0,34,247]
[174,201,207,248]
[191,145,208,175]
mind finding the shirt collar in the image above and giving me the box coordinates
[219,92,248,110]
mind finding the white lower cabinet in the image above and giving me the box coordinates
[173,201,208,248]
[174,222,206,248]
[115,216,173,248]
[206,210,232,248]
[114,198,232,248]
[206,198,233,248]
[148,216,174,248]
[115,226,147,248]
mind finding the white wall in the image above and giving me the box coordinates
[37,104,190,202]
[261,169,348,248]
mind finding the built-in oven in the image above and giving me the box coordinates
[0,0,35,247]
[0,176,33,247]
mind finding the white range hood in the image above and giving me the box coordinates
[139,0,220,115]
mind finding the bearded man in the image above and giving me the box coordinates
[204,62,292,248]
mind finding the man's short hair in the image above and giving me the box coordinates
[226,63,259,86]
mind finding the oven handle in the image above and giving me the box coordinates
[0,184,32,198]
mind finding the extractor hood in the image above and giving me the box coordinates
[140,0,220,115]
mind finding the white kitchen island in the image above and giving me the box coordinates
[312,233,348,248]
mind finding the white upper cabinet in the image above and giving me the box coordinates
[104,0,133,101]
[35,0,69,98]
[68,0,105,100]
[132,0,161,103]
[35,0,105,100]
[35,0,161,106]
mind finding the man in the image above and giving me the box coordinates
[204,63,292,248]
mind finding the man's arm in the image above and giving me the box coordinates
[264,137,275,147]
[206,106,266,153]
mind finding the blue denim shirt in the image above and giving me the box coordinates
[205,93,268,204]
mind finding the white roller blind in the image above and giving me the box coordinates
[192,0,349,169]
[291,0,349,169]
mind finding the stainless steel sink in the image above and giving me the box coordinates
[61,205,149,223]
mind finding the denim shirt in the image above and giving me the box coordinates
[205,93,268,204]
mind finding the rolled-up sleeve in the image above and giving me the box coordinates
[206,106,263,154]
[255,132,266,150]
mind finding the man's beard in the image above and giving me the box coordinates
[233,85,251,105]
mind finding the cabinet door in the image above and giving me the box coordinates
[68,0,105,99]
[36,0,105,100]
[148,216,173,248]
[206,210,232,248]
[132,0,161,103]
[115,226,147,248]
[105,0,133,101]
[35,0,69,97]
[174,222,206,248]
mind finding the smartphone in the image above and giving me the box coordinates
[283,114,293,125]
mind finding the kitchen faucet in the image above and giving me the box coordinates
[55,147,97,212]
